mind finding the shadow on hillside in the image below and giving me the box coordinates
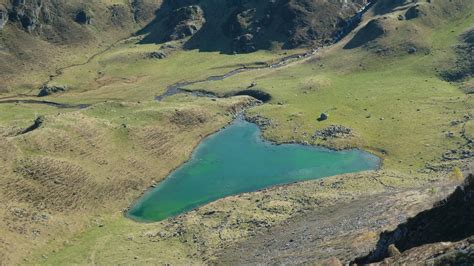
[135,0,278,54]
[135,0,374,54]
[355,174,474,264]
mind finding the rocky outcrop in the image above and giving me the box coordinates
[38,84,67,97]
[130,0,160,23]
[356,174,474,264]
[147,51,167,59]
[375,237,474,265]
[245,114,274,129]
[167,5,205,41]
[8,0,49,32]
[141,0,371,53]
[312,125,353,140]
[0,4,8,30]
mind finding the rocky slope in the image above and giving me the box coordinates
[140,0,371,53]
[357,174,474,264]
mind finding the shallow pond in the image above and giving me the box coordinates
[128,118,380,222]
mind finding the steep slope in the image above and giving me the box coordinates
[140,0,371,53]
[356,174,474,264]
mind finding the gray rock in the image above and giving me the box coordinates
[0,5,8,30]
[317,113,329,122]
[313,125,353,140]
[147,51,167,59]
[9,0,47,32]
[246,115,274,129]
[407,46,417,54]
[38,84,67,97]
[168,5,205,40]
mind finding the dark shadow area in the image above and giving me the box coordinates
[229,89,272,102]
[20,116,44,135]
[355,174,474,264]
[137,0,372,54]
[440,27,474,82]
[343,19,385,49]
[371,0,408,15]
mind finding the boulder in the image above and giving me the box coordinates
[38,84,67,97]
[317,113,329,122]
[407,46,417,54]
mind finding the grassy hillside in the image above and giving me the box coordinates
[186,0,474,171]
[0,0,162,92]
[0,0,472,264]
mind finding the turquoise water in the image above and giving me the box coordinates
[128,118,380,222]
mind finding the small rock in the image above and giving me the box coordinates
[387,244,401,257]
[407,46,417,54]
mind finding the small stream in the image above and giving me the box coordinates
[0,99,90,109]
[154,0,375,102]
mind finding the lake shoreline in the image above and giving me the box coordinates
[125,112,382,223]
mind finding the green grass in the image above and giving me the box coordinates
[46,42,304,104]
[4,1,474,264]
[183,5,474,172]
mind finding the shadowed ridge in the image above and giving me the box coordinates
[355,174,474,264]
